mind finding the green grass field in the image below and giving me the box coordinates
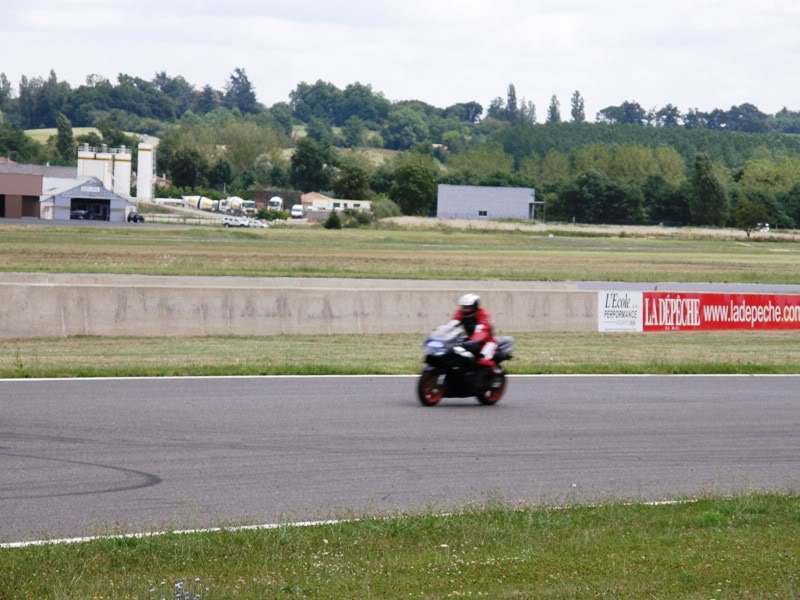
[2,331,798,378]
[23,127,102,144]
[1,223,799,283]
[23,128,157,145]
[2,495,798,599]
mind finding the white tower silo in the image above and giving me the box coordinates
[112,146,132,196]
[136,141,155,203]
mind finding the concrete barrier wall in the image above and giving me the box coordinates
[0,277,597,338]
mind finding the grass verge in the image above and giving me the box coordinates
[1,223,799,283]
[2,494,798,599]
[1,331,798,378]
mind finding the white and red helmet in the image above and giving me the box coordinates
[458,293,480,318]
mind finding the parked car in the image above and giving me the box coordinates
[247,219,269,229]
[291,204,305,219]
[70,210,89,220]
[223,215,249,228]
[127,211,145,223]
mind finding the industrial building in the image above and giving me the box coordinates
[436,184,540,220]
[40,176,134,221]
[0,140,154,222]
[0,163,74,219]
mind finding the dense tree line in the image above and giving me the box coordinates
[0,69,264,131]
[3,69,800,231]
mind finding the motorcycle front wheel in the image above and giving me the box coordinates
[477,369,506,405]
[417,369,444,406]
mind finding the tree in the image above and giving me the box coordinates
[333,165,371,199]
[0,73,11,111]
[268,101,293,137]
[447,143,513,179]
[519,150,571,188]
[152,72,195,116]
[683,108,705,129]
[76,130,103,147]
[384,107,429,150]
[218,120,282,175]
[726,103,769,133]
[306,117,336,145]
[506,84,519,122]
[486,97,506,120]
[290,138,335,192]
[208,159,234,189]
[655,104,681,128]
[224,68,258,114]
[547,95,561,124]
[733,199,770,237]
[689,154,729,226]
[170,147,208,188]
[290,80,343,123]
[0,121,45,163]
[17,75,42,129]
[443,101,483,123]
[196,85,221,114]
[643,175,690,225]
[520,100,536,124]
[570,91,585,123]
[370,165,395,196]
[597,101,646,125]
[269,164,290,188]
[342,116,367,148]
[780,184,800,227]
[55,112,75,161]
[390,163,437,215]
[562,169,644,224]
[337,82,390,125]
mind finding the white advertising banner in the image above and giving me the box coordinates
[598,291,644,332]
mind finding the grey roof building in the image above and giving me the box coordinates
[40,176,135,222]
[0,163,77,178]
[436,184,539,221]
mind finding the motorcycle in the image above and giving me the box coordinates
[417,323,514,406]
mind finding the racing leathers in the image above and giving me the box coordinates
[450,306,498,368]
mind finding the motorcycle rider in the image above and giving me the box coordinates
[450,294,498,368]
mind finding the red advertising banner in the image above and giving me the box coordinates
[643,292,800,332]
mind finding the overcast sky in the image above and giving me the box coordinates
[2,0,799,117]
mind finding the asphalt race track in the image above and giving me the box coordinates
[1,376,798,542]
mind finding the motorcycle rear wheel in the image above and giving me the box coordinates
[417,370,444,406]
[477,369,506,405]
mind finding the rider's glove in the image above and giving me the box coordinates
[462,340,480,355]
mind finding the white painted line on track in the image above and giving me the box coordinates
[1,373,798,383]
[2,373,799,383]
[0,499,695,549]
[5,373,800,383]
[0,374,419,383]
[0,519,350,549]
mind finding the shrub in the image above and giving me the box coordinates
[371,197,402,220]
[323,211,342,229]
[340,208,374,228]
[257,209,289,221]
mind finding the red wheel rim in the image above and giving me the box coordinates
[425,384,443,403]
[421,375,443,405]
[483,379,506,404]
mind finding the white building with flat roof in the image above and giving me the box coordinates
[436,184,539,220]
